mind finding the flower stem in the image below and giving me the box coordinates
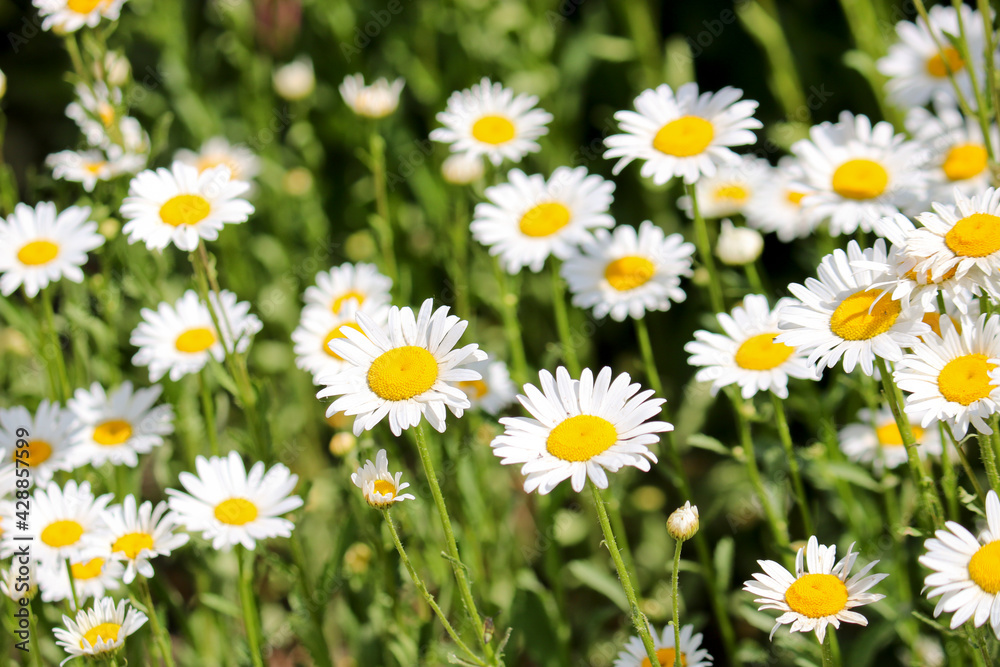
[28,598,43,667]
[381,509,487,666]
[41,288,71,402]
[821,629,838,667]
[634,317,662,396]
[199,371,221,458]
[237,548,265,667]
[64,558,80,611]
[946,427,986,504]
[289,531,333,667]
[685,184,725,313]
[770,392,813,536]
[413,423,496,664]
[138,575,176,667]
[368,132,399,287]
[671,539,683,667]
[980,431,1000,493]
[550,262,581,376]
[588,480,660,666]
[492,258,529,387]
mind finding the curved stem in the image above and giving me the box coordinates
[671,539,683,667]
[492,258,529,387]
[770,392,813,536]
[138,575,176,667]
[199,371,221,458]
[41,288,71,402]
[821,629,838,667]
[634,317,662,396]
[237,548,264,667]
[686,183,725,314]
[369,132,398,287]
[64,558,80,611]
[550,262,581,376]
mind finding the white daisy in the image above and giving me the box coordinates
[130,289,262,383]
[685,294,819,399]
[46,149,117,192]
[471,166,615,274]
[67,381,175,469]
[561,221,694,322]
[0,202,103,298]
[38,556,124,608]
[744,157,816,242]
[54,597,147,666]
[351,449,415,509]
[33,0,128,33]
[167,451,302,551]
[490,366,672,494]
[603,82,761,185]
[292,301,389,385]
[99,495,189,584]
[778,240,930,376]
[894,313,1000,439]
[677,154,769,219]
[0,401,79,486]
[174,137,260,183]
[906,100,997,200]
[877,4,989,110]
[339,74,405,118]
[65,82,122,146]
[613,623,713,667]
[1,480,111,566]
[791,111,929,236]
[838,405,944,471]
[920,490,1000,638]
[743,535,888,642]
[303,262,393,315]
[457,359,517,415]
[430,77,553,166]
[318,299,486,436]
[120,161,254,252]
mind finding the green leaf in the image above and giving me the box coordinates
[685,433,732,457]
[566,559,628,611]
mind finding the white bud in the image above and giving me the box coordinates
[99,52,131,88]
[273,57,315,101]
[441,152,484,185]
[667,501,699,541]
[715,219,763,266]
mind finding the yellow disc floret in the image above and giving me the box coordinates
[938,353,997,406]
[784,573,849,618]
[546,415,618,462]
[604,256,655,291]
[829,289,901,341]
[652,116,714,157]
[367,346,439,401]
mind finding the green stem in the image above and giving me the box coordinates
[744,261,765,295]
[939,422,960,520]
[686,184,724,313]
[413,423,496,664]
[369,132,399,287]
[821,629,838,667]
[550,262,581,376]
[382,510,487,666]
[948,428,987,504]
[671,539,683,667]
[492,258,529,387]
[199,371,221,458]
[588,481,660,666]
[64,558,80,611]
[29,598,43,667]
[237,548,265,667]
[770,392,813,536]
[981,431,1000,492]
[138,576,176,667]
[289,531,332,667]
[634,317,662,396]
[948,0,996,164]
[41,288,71,402]
[977,0,1000,179]
[63,34,88,82]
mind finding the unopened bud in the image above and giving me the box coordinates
[667,501,699,541]
[715,219,763,266]
[329,432,356,456]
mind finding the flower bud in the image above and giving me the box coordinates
[273,57,314,101]
[441,152,484,185]
[667,501,699,541]
[329,432,356,456]
[715,219,763,266]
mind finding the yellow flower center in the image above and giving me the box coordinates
[875,420,924,447]
[969,540,1000,594]
[458,379,489,399]
[905,265,958,284]
[175,327,217,353]
[942,143,988,181]
[98,103,115,128]
[112,532,154,559]
[640,649,687,667]
[372,479,396,498]
[519,202,571,238]
[921,311,962,337]
[196,156,242,179]
[14,440,52,467]
[85,162,106,174]
[926,47,965,78]
[213,498,259,526]
[713,183,750,203]
[652,115,714,157]
[81,622,120,649]
[71,558,105,580]
[784,573,849,618]
[332,289,366,313]
[40,520,84,548]
[831,159,888,200]
[93,419,133,446]
[734,333,795,370]
[68,0,103,13]
[471,115,516,145]
[938,353,997,406]
[323,322,363,360]
[367,346,439,400]
[17,240,59,266]
[829,289,901,341]
[604,256,655,292]
[945,213,1000,258]
[159,194,211,227]
[546,414,618,462]
[786,191,807,206]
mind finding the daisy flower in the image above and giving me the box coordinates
[304,262,393,315]
[33,0,128,33]
[743,535,888,642]
[603,82,761,185]
[744,157,816,242]
[54,597,147,666]
[0,202,103,298]
[0,401,79,486]
[46,149,117,192]
[838,405,944,472]
[877,4,989,110]
[490,366,672,494]
[677,154,769,219]
[38,556,124,608]
[685,294,819,399]
[67,381,175,469]
[167,452,302,551]
[457,359,517,415]
[894,313,1000,439]
[613,623,713,667]
[791,111,929,236]
[339,74,405,118]
[120,161,254,252]
[130,289,262,382]
[778,240,930,376]
[292,302,389,385]
[906,101,997,200]
[920,490,1000,638]
[65,81,122,145]
[318,299,486,436]
[174,137,260,183]
[351,449,415,509]
[0,558,37,601]
[430,77,553,166]
[471,166,615,274]
[561,221,694,322]
[1,480,111,565]
[99,495,189,584]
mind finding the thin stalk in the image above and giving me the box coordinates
[947,429,987,504]
[64,558,80,611]
[744,261,765,295]
[686,183,724,313]
[939,423,960,520]
[237,548,265,667]
[289,531,332,667]
[671,539,683,667]
[821,629,838,667]
[981,431,1000,492]
[29,598,43,667]
[588,481,660,666]
[492,258,529,386]
[138,576,175,667]
[770,392,813,536]
[368,132,399,286]
[634,317,662,395]
[977,0,1000,172]
[948,0,997,164]
[550,262,581,376]
[199,371,221,458]
[41,288,71,402]
[382,510,487,666]
[413,423,496,664]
